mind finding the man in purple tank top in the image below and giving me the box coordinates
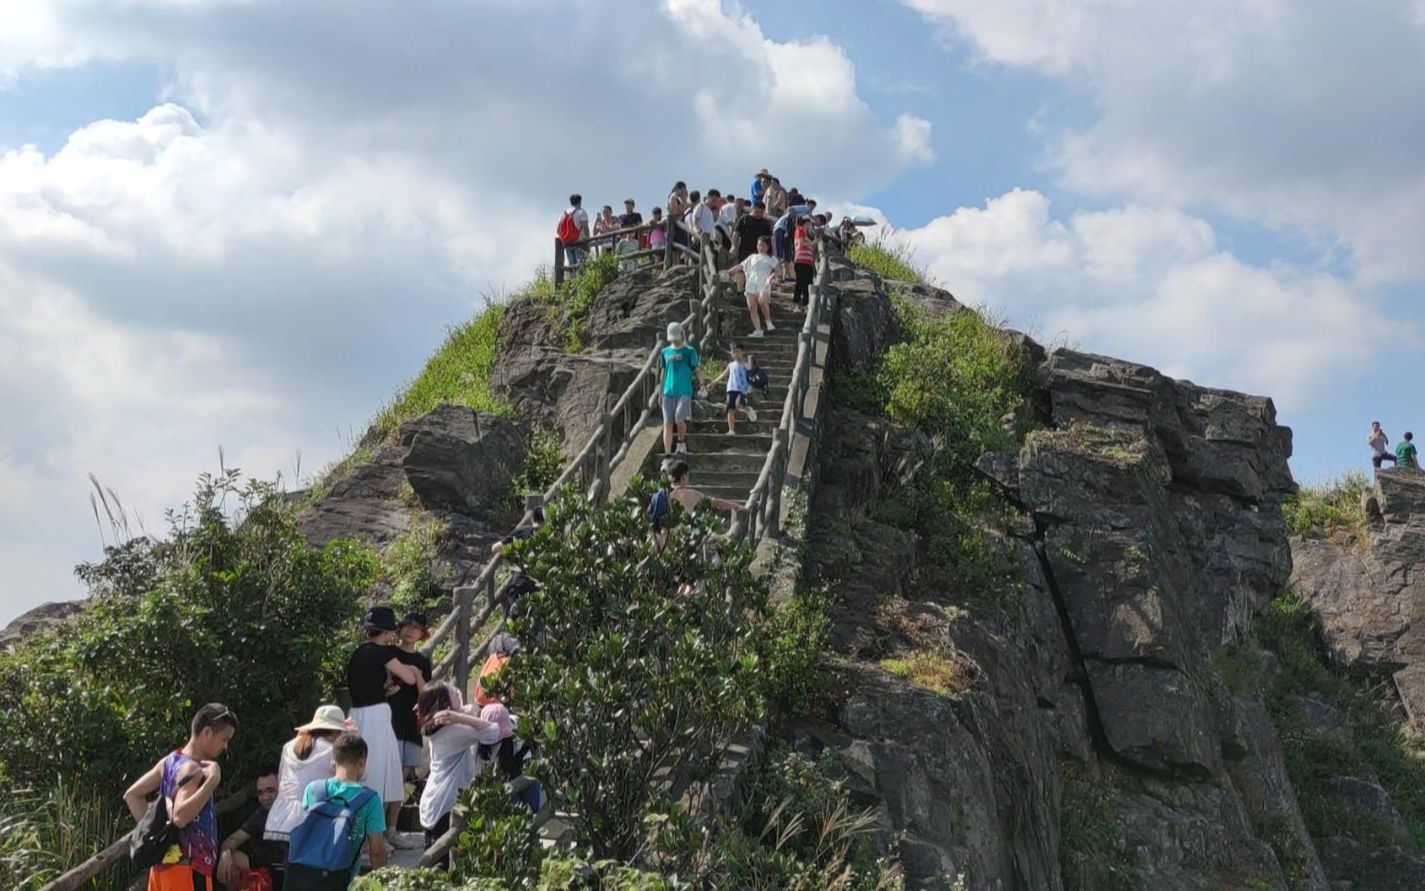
[125,703,237,891]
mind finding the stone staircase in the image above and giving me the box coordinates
[639,279,806,504]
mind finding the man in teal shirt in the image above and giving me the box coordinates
[1397,432,1419,470]
[659,320,702,456]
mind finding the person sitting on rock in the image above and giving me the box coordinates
[1369,421,1397,469]
[216,767,284,891]
[1397,431,1419,470]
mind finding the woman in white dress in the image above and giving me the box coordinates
[344,606,424,850]
[264,704,346,843]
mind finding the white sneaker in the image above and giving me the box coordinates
[765,321,776,332]
[676,442,688,454]
[746,406,758,422]
[750,329,765,338]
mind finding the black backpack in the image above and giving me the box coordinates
[130,764,201,869]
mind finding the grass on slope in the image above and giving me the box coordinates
[847,236,930,285]
[1282,470,1372,548]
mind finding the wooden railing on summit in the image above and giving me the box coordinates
[48,219,831,888]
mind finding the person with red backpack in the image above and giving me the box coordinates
[557,194,590,269]
[284,733,386,891]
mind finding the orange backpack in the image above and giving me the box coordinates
[475,652,510,706]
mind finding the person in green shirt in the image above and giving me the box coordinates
[659,321,704,456]
[1397,432,1419,470]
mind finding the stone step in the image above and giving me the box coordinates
[651,451,769,474]
[686,432,774,453]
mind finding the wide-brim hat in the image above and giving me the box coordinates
[399,611,431,640]
[755,168,771,178]
[296,704,349,734]
[363,606,398,632]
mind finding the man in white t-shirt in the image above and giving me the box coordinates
[731,235,778,337]
[564,193,591,268]
[1369,421,1397,469]
[691,189,720,242]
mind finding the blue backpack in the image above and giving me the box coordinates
[288,780,377,871]
[649,488,671,533]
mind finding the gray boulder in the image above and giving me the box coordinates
[0,599,88,651]
[399,405,524,513]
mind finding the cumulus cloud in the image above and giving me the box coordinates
[904,0,1425,284]
[873,189,1414,410]
[0,0,931,621]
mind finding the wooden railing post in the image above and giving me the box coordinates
[554,238,566,288]
[597,411,613,503]
[453,593,472,693]
[767,430,788,539]
[664,215,675,269]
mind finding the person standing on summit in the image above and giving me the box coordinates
[1369,421,1397,469]
[750,168,771,206]
[558,194,590,269]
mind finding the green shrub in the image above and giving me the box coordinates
[0,469,378,859]
[558,253,620,352]
[496,481,776,862]
[757,589,834,720]
[449,771,545,888]
[1283,471,1372,547]
[509,427,565,510]
[372,301,512,439]
[353,868,460,891]
[847,238,929,285]
[384,513,451,617]
[1260,593,1425,848]
[1058,762,1136,890]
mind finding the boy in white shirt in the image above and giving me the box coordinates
[731,235,777,337]
[708,343,759,434]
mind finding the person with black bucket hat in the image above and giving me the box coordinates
[344,606,423,850]
[391,612,434,781]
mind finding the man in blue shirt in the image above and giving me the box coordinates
[773,201,815,277]
[659,321,702,455]
[750,168,770,206]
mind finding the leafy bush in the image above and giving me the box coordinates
[449,771,545,888]
[847,238,929,285]
[756,589,833,719]
[1283,471,1372,547]
[1260,593,1425,848]
[509,427,565,510]
[0,469,378,873]
[495,481,777,862]
[384,513,451,616]
[372,301,512,439]
[868,300,1032,601]
[353,868,460,891]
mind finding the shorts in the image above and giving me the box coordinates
[400,740,423,768]
[149,865,215,891]
[725,390,747,411]
[662,395,693,424]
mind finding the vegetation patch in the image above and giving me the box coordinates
[1259,593,1425,848]
[0,469,378,885]
[371,301,512,440]
[879,649,971,697]
[508,427,565,511]
[847,237,930,286]
[382,512,451,617]
[1058,761,1137,890]
[1283,470,1372,548]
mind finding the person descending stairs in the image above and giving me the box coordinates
[644,275,806,509]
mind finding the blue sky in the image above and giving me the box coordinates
[1,0,1422,623]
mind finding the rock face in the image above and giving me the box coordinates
[492,266,697,452]
[0,599,88,651]
[796,265,1329,890]
[298,406,525,575]
[1292,470,1425,720]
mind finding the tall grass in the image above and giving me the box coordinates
[1283,470,1372,547]
[0,778,132,891]
[847,236,930,285]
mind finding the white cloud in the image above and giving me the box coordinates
[0,0,931,622]
[876,189,1414,411]
[904,0,1425,284]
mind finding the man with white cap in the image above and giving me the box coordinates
[659,320,703,456]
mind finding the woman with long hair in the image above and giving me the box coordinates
[416,682,500,849]
[263,705,347,844]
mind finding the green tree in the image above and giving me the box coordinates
[493,482,775,863]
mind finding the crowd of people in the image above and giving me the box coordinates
[1368,421,1420,470]
[127,606,536,891]
[125,172,825,891]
